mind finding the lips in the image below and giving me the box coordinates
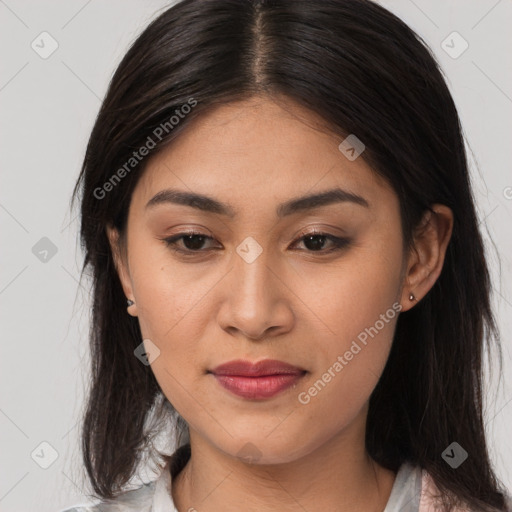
[210,359,306,400]
[211,359,304,377]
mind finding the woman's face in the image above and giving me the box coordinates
[109,95,410,464]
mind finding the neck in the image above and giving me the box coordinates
[171,413,396,512]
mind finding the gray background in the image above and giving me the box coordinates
[0,1,511,510]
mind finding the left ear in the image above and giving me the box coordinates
[400,204,454,312]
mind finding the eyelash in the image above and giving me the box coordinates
[160,229,351,256]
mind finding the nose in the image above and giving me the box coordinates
[216,242,294,341]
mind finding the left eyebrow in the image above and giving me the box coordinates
[145,187,370,217]
[276,188,369,217]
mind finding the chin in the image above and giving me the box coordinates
[213,433,311,466]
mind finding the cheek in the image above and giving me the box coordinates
[128,234,209,335]
[294,300,398,442]
[132,260,209,419]
[304,236,403,346]
[126,243,210,385]
[294,237,403,413]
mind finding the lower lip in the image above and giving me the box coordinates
[213,373,305,400]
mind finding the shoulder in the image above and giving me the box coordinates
[58,479,158,512]
[419,470,463,511]
[58,508,95,512]
[58,444,188,512]
[419,469,512,512]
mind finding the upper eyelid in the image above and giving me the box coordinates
[167,228,340,241]
[163,229,348,251]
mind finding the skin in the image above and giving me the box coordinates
[107,95,453,512]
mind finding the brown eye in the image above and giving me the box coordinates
[292,230,351,253]
[160,230,351,257]
[161,231,218,254]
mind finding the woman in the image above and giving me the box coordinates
[62,0,511,510]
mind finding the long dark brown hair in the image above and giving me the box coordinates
[70,0,509,510]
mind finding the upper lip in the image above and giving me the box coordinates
[210,359,305,377]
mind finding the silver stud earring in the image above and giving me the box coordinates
[127,299,135,307]
[409,293,415,301]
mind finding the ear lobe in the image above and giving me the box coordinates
[400,205,453,312]
[106,224,138,316]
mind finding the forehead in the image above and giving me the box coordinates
[132,95,393,214]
